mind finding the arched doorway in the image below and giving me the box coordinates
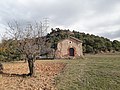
[69,48,75,56]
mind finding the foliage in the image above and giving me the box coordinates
[0,28,120,62]
[46,28,120,54]
[0,39,21,61]
[112,40,120,51]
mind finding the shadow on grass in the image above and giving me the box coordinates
[0,71,28,78]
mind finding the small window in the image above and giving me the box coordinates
[69,41,72,43]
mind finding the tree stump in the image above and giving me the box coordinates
[0,63,3,73]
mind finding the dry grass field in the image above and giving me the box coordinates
[0,60,66,90]
[0,54,120,90]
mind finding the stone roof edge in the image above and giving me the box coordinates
[58,36,83,44]
[69,36,83,43]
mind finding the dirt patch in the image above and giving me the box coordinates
[0,60,66,90]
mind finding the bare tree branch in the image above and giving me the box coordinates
[4,20,49,76]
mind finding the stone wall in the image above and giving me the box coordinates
[55,38,83,59]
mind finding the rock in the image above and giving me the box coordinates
[0,63,3,73]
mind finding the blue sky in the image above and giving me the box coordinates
[0,0,120,41]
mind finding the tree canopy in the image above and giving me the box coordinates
[0,28,120,62]
[46,28,120,54]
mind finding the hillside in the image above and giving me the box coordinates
[46,28,120,54]
[0,28,120,61]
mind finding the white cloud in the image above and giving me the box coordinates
[0,0,120,41]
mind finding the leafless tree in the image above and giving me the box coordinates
[5,20,49,76]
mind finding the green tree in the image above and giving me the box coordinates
[112,40,120,51]
[86,45,93,53]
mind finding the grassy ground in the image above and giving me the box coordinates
[0,54,120,90]
[55,55,120,90]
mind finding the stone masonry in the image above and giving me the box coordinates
[55,37,83,59]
